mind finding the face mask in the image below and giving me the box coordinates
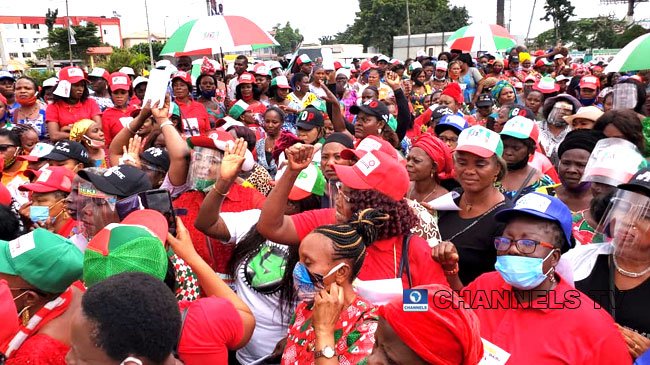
[612,83,638,110]
[16,94,38,107]
[495,249,556,290]
[201,89,216,99]
[292,262,346,304]
[83,135,105,148]
[194,178,216,192]
[578,97,596,107]
[29,205,50,223]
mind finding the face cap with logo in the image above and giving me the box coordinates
[77,165,152,199]
[228,100,250,120]
[500,116,540,144]
[83,209,169,287]
[296,107,325,131]
[187,128,256,171]
[455,125,504,158]
[140,147,170,171]
[19,166,75,193]
[495,192,573,251]
[475,93,495,108]
[41,140,91,165]
[349,100,390,125]
[88,67,110,82]
[430,105,455,124]
[18,142,54,162]
[434,115,469,136]
[333,149,409,201]
[109,72,132,92]
[0,229,83,293]
[617,167,650,196]
[238,72,255,84]
[341,135,399,161]
[579,75,600,90]
[275,163,326,201]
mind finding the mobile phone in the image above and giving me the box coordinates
[140,189,177,235]
[116,194,142,221]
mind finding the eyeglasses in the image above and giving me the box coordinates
[494,236,556,254]
[0,144,16,152]
[438,136,458,144]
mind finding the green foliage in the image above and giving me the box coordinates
[98,48,150,74]
[320,0,469,55]
[273,22,303,55]
[36,22,103,60]
[25,69,57,86]
[130,41,166,62]
[45,8,58,34]
[319,35,336,45]
[540,0,576,43]
[533,15,650,51]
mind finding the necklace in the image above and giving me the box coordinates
[613,256,650,278]
[408,185,436,202]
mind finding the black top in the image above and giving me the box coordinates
[575,254,650,338]
[438,193,510,284]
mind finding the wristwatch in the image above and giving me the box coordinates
[315,345,336,359]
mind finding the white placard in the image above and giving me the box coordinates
[321,47,335,71]
[426,191,461,211]
[142,68,172,108]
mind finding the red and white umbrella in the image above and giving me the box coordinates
[446,24,516,53]
[160,15,279,56]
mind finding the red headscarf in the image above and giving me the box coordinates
[200,57,216,75]
[441,83,464,105]
[379,284,483,365]
[412,134,454,180]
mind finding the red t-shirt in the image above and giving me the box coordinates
[177,100,211,137]
[102,105,138,146]
[6,333,68,365]
[45,99,101,127]
[291,208,447,287]
[461,272,631,364]
[177,297,243,365]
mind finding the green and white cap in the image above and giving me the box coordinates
[275,162,326,201]
[456,125,504,158]
[228,100,250,120]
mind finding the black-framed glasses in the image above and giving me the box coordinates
[0,144,16,152]
[494,236,555,254]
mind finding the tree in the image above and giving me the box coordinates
[99,48,150,74]
[540,0,576,44]
[36,22,103,60]
[45,8,58,33]
[130,41,166,62]
[272,22,303,55]
[319,0,470,55]
[319,35,336,45]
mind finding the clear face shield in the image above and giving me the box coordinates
[547,101,573,127]
[76,181,118,240]
[581,138,647,187]
[596,189,650,265]
[612,83,638,110]
[187,147,223,191]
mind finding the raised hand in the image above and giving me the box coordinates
[286,143,315,172]
[151,93,171,122]
[220,138,248,182]
[384,70,402,91]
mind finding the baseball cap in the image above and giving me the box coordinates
[618,167,650,196]
[88,67,110,82]
[238,72,255,84]
[500,116,540,144]
[140,147,170,171]
[109,72,131,92]
[133,76,148,89]
[377,55,390,64]
[275,162,326,201]
[0,229,83,293]
[533,76,559,93]
[409,61,423,71]
[0,71,15,81]
[58,66,86,84]
[455,125,503,158]
[434,115,469,136]
[253,64,270,77]
[296,107,325,130]
[563,106,604,124]
[83,212,169,287]
[217,116,245,131]
[187,129,256,172]
[271,76,291,89]
[495,192,573,250]
[41,140,91,165]
[579,75,600,90]
[172,71,192,85]
[435,60,448,71]
[19,166,75,193]
[350,100,390,125]
[118,66,135,76]
[475,93,494,108]
[296,54,312,66]
[42,77,59,88]
[333,150,409,201]
[77,165,152,198]
[553,54,565,60]
[267,61,282,70]
[341,135,399,161]
[18,142,54,162]
[155,60,172,69]
[430,105,455,122]
[555,75,571,83]
[228,100,250,120]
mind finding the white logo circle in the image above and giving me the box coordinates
[409,291,421,303]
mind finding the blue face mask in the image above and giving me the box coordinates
[292,262,346,303]
[29,205,50,223]
[494,250,556,290]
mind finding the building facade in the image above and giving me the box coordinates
[0,15,121,67]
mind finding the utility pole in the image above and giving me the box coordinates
[406,0,411,59]
[496,0,505,27]
[144,0,155,68]
[66,0,73,66]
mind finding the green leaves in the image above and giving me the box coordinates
[38,22,103,60]
[273,22,304,55]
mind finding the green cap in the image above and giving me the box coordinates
[83,223,168,287]
[228,100,249,120]
[0,229,83,293]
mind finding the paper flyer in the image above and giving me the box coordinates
[426,191,461,211]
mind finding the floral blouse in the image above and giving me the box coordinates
[572,209,605,246]
[282,296,378,365]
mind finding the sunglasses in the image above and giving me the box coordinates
[0,144,16,152]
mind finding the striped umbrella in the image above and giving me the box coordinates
[160,15,279,56]
[604,33,650,73]
[446,24,516,53]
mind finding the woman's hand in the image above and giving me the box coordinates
[431,241,460,272]
[167,217,200,263]
[320,84,339,104]
[220,138,247,182]
[151,94,171,123]
[121,135,142,168]
[618,324,650,359]
[385,71,402,91]
[285,143,314,173]
[312,283,345,335]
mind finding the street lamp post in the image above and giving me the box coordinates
[144,0,155,68]
[406,0,411,59]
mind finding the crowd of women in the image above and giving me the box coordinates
[0,42,648,365]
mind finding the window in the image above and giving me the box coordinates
[22,52,31,58]
[103,29,107,35]
[22,24,27,29]
[30,24,40,29]
[9,53,18,58]
[20,38,30,44]
[6,38,16,43]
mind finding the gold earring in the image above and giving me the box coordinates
[19,305,31,326]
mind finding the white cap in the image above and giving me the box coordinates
[553,54,565,60]
[416,50,427,58]
[555,75,571,83]
[88,67,108,78]
[42,77,59,88]
[267,61,282,70]
[118,67,135,75]
[155,60,172,69]
[133,76,148,89]
[377,55,390,63]
[0,71,15,80]
[436,60,448,71]
[409,61,423,71]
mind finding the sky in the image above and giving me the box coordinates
[1,0,648,45]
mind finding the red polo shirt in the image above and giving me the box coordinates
[45,99,101,127]
[102,105,138,146]
[461,272,631,364]
[291,208,447,287]
[177,100,211,137]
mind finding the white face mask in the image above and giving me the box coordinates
[352,277,403,305]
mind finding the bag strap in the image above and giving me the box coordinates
[397,234,413,289]
[511,168,537,202]
[173,306,190,359]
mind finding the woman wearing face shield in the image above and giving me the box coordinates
[568,168,650,359]
[538,93,582,166]
[281,208,388,364]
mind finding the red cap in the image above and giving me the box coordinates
[238,72,255,84]
[534,59,545,68]
[58,66,86,84]
[441,82,464,105]
[172,71,192,84]
[579,75,599,90]
[0,184,11,207]
[341,135,398,161]
[109,72,132,92]
[333,61,343,70]
[359,60,378,74]
[333,150,409,201]
[18,166,75,193]
[22,169,42,181]
[122,209,168,244]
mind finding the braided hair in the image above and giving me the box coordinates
[313,208,390,278]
